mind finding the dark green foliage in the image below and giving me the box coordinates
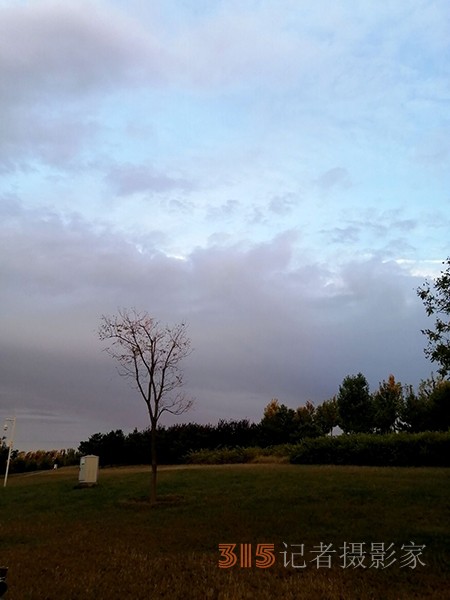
[258,399,322,445]
[215,418,260,447]
[78,420,259,466]
[399,385,434,432]
[5,448,79,474]
[289,432,450,467]
[12,367,438,472]
[314,396,339,435]
[0,437,9,474]
[258,399,298,446]
[372,374,403,433]
[428,380,450,431]
[157,422,223,464]
[400,375,450,433]
[186,444,294,464]
[294,401,322,439]
[92,429,126,466]
[186,446,261,464]
[124,427,152,464]
[75,372,450,468]
[337,373,374,433]
[417,257,450,376]
[0,434,20,474]
[78,432,105,458]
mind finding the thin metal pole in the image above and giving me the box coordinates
[3,417,16,488]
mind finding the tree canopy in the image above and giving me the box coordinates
[417,258,450,377]
[337,373,373,434]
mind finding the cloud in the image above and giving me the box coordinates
[320,208,419,255]
[206,199,240,220]
[106,163,195,196]
[167,4,323,89]
[315,167,352,191]
[0,205,432,449]
[0,1,162,102]
[269,193,297,215]
[1,0,448,176]
[0,109,101,171]
[0,0,164,170]
[326,225,361,244]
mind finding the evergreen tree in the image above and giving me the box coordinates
[337,373,373,433]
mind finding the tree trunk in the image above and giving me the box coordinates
[150,422,157,505]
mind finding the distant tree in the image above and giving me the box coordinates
[314,397,340,436]
[84,429,126,466]
[399,385,429,432]
[337,373,373,433]
[157,423,215,464]
[263,399,282,420]
[372,374,403,433]
[417,258,450,377]
[58,448,79,467]
[98,308,193,504]
[294,401,322,439]
[79,432,105,458]
[399,374,445,432]
[0,436,19,475]
[215,419,259,448]
[258,399,297,446]
[428,380,450,431]
[0,437,8,475]
[124,428,152,465]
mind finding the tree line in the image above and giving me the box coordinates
[1,371,448,475]
[0,446,79,475]
[75,371,450,466]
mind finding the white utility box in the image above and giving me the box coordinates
[79,455,99,485]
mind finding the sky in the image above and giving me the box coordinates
[1,0,449,451]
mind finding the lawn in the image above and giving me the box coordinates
[0,464,449,599]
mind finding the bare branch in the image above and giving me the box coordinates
[99,308,193,411]
[98,308,194,503]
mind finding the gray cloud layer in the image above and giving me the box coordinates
[1,203,431,449]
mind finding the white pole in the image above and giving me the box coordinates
[3,417,16,488]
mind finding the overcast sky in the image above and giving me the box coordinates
[1,0,448,451]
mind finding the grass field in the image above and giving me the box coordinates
[0,464,449,599]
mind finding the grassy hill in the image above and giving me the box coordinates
[0,464,449,599]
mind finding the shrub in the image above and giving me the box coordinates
[185,445,294,464]
[289,432,450,467]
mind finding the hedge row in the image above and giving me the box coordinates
[184,433,450,467]
[185,445,295,464]
[289,432,450,467]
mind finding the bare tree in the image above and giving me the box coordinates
[98,308,193,504]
